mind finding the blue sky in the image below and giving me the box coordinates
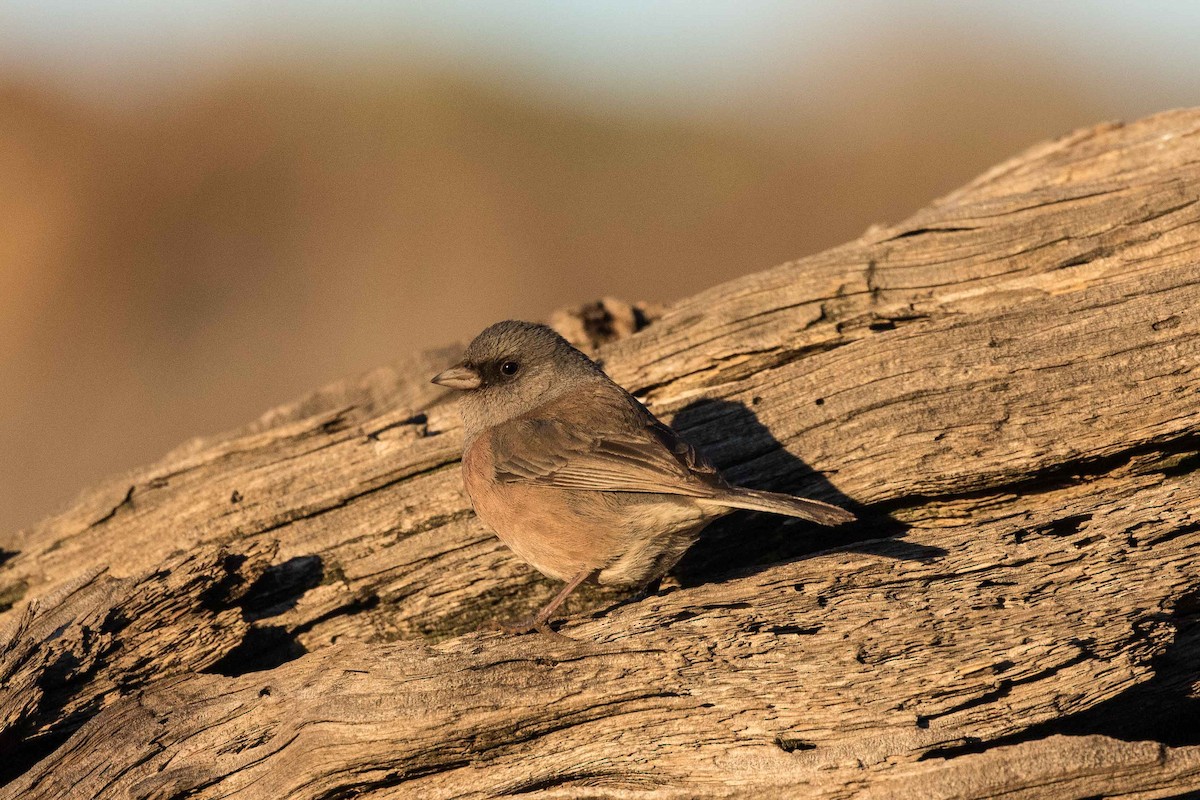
[1,1,1197,114]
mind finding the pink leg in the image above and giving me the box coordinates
[499,568,595,638]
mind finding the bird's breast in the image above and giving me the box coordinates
[461,432,706,585]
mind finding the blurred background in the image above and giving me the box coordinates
[2,1,1198,535]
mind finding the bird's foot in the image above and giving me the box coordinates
[484,616,575,642]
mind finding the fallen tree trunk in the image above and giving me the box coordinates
[2,109,1199,799]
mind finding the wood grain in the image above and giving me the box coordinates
[2,109,1199,798]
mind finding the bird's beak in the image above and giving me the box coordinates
[431,363,482,391]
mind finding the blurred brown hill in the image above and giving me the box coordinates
[0,45,1111,536]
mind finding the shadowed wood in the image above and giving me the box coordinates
[1,109,1200,798]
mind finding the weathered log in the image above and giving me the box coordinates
[1,109,1199,798]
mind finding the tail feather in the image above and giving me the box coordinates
[709,487,856,527]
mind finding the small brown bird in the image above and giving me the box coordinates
[432,321,854,636]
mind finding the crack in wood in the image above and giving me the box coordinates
[6,109,1200,799]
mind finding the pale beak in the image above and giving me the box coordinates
[431,363,482,391]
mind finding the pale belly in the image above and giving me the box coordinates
[461,452,715,586]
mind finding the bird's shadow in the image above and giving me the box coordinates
[666,398,946,588]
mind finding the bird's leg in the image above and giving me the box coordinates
[590,575,663,620]
[498,568,595,638]
[635,575,663,600]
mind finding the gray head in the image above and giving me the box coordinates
[431,321,603,436]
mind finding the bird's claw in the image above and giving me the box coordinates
[483,616,575,642]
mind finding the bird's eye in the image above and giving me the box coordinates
[500,360,520,376]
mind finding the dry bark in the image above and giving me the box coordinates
[2,109,1200,799]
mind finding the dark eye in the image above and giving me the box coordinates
[500,360,520,376]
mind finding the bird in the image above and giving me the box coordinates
[431,320,855,636]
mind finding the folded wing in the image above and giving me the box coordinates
[489,384,724,498]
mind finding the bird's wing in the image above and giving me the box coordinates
[488,383,724,496]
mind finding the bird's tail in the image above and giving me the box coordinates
[707,487,856,526]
